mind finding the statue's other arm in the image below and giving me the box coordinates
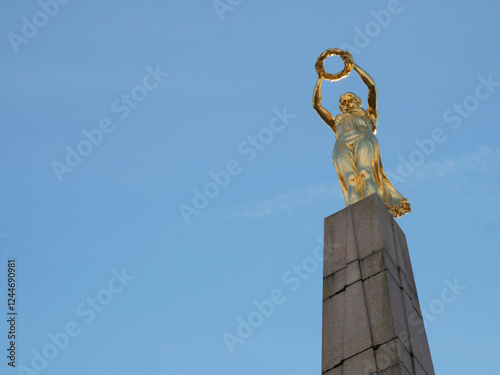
[313,78,336,133]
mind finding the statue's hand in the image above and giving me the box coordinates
[340,51,355,68]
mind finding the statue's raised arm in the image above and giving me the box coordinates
[313,77,336,132]
[312,49,354,134]
[343,51,379,131]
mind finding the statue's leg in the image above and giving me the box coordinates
[333,143,360,205]
[353,133,380,199]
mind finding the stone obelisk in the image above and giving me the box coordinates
[322,194,435,374]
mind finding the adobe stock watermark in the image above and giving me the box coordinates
[7,0,72,54]
[222,237,323,353]
[16,268,134,375]
[339,0,407,54]
[387,74,499,183]
[213,0,243,21]
[418,277,467,327]
[51,64,169,183]
[178,107,296,224]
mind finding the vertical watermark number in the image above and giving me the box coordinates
[7,259,17,368]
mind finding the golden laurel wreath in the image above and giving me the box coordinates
[315,49,352,81]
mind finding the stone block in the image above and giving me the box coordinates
[399,270,420,315]
[344,348,377,375]
[363,271,408,346]
[405,291,435,375]
[322,291,345,371]
[386,272,411,347]
[323,268,346,300]
[323,366,343,375]
[323,277,331,301]
[344,281,373,358]
[378,362,412,375]
[324,207,348,277]
[348,194,386,259]
[394,222,417,293]
[413,357,430,375]
[346,260,362,286]
[375,338,413,374]
[360,248,399,283]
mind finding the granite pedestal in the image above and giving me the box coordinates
[322,194,435,375]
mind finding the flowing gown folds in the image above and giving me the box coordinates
[332,109,410,218]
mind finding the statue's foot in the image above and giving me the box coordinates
[386,198,411,218]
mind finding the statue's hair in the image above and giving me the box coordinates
[339,92,363,113]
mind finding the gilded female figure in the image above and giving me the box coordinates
[313,49,410,217]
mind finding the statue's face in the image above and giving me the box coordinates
[340,96,359,113]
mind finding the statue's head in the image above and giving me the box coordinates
[339,92,362,113]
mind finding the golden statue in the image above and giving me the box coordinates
[313,49,411,218]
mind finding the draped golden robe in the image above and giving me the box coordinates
[332,108,410,218]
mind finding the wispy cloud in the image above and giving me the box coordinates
[215,182,344,220]
[410,145,500,210]
[206,146,500,223]
[413,145,500,180]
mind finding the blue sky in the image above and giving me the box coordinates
[1,0,499,374]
